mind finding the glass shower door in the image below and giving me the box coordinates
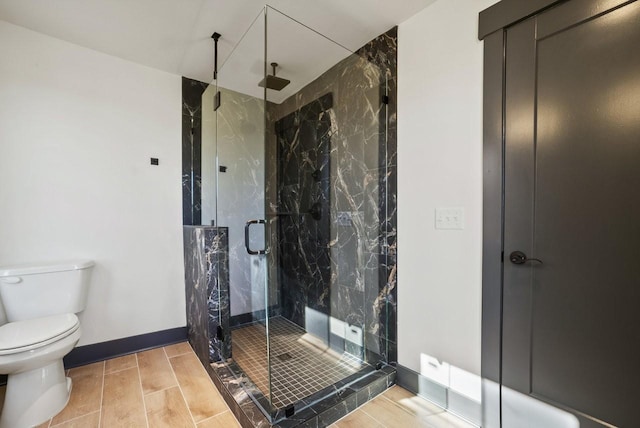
[214,7,274,412]
[263,6,388,416]
[213,5,391,422]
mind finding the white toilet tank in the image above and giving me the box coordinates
[0,260,94,322]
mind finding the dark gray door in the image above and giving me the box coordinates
[503,1,640,426]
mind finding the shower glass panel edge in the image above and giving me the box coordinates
[263,5,273,414]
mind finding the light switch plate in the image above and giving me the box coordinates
[435,207,464,230]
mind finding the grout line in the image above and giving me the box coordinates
[379,394,421,415]
[97,360,105,428]
[164,346,197,427]
[196,411,224,427]
[164,342,193,359]
[143,384,179,397]
[135,354,150,428]
[332,408,371,428]
[104,365,138,376]
[49,410,100,428]
[366,393,452,427]
[359,406,385,427]
[181,346,229,420]
[385,388,447,416]
[184,346,219,390]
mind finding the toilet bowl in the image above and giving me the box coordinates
[0,261,93,428]
[0,314,81,428]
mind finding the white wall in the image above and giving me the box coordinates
[397,0,498,377]
[0,20,185,346]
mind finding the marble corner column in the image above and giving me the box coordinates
[357,27,398,365]
[184,226,231,367]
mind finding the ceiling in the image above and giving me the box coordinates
[0,0,436,101]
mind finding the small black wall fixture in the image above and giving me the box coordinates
[214,90,221,111]
[211,32,221,80]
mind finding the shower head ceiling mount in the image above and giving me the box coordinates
[258,62,291,91]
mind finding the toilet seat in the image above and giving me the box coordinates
[0,313,79,356]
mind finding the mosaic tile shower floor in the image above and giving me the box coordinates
[231,316,365,409]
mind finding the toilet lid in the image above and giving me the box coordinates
[0,313,79,355]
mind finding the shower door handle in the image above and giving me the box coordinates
[244,219,268,255]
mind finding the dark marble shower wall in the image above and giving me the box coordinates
[267,27,398,363]
[274,93,333,326]
[182,77,209,225]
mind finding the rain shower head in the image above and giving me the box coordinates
[259,62,291,91]
[260,75,291,91]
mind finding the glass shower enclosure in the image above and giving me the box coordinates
[202,6,391,422]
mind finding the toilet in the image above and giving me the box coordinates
[0,260,94,428]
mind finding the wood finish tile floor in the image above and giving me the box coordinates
[332,386,476,428]
[0,342,240,428]
[0,342,475,428]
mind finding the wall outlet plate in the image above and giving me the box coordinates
[345,324,363,347]
[435,207,464,230]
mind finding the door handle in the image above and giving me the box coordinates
[244,219,268,255]
[509,251,543,265]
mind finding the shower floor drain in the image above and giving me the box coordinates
[276,352,293,361]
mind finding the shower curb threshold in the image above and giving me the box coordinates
[203,359,396,428]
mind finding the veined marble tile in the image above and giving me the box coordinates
[184,226,230,366]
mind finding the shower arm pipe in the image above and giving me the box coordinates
[211,32,221,80]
